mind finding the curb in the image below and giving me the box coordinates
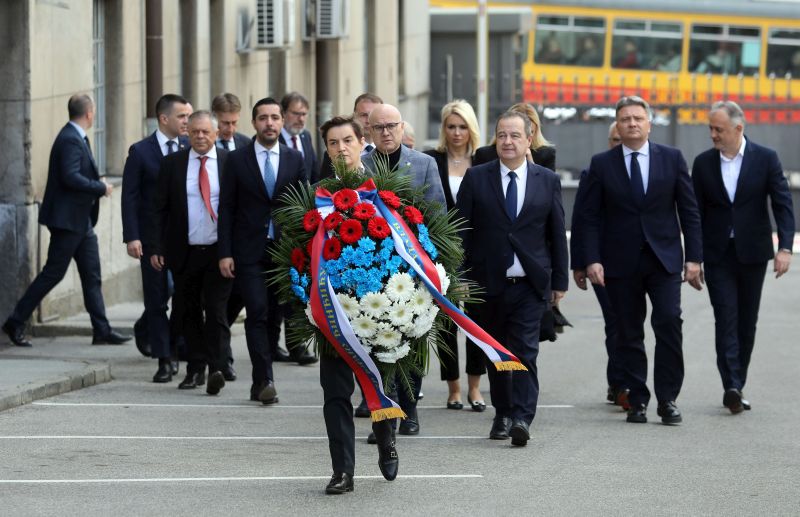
[0,362,112,412]
[31,325,134,338]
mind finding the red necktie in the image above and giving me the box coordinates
[291,135,299,150]
[198,156,217,222]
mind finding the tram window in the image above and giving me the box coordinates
[690,24,761,75]
[611,20,683,71]
[767,29,800,77]
[534,15,605,67]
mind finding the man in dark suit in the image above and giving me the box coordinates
[692,100,794,414]
[316,115,398,494]
[122,94,192,382]
[457,110,568,446]
[571,121,627,408]
[212,92,251,152]
[3,94,129,348]
[217,98,308,405]
[582,96,703,425]
[319,93,383,182]
[150,111,233,395]
[280,92,319,182]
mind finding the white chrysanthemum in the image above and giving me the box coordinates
[305,303,318,328]
[375,342,411,364]
[374,323,402,349]
[336,293,360,319]
[360,292,391,317]
[410,314,435,338]
[387,303,414,327]
[385,272,415,302]
[351,314,377,339]
[435,263,450,294]
[409,287,433,315]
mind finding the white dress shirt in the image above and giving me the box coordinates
[622,141,651,193]
[448,175,464,202]
[721,137,746,237]
[186,147,220,245]
[255,140,281,238]
[281,128,304,158]
[156,129,179,157]
[217,137,236,151]
[500,161,528,278]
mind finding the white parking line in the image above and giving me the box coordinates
[31,402,575,409]
[0,474,483,484]
[0,435,485,440]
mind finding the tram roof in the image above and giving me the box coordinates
[490,0,800,20]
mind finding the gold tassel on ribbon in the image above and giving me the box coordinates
[493,360,528,372]
[370,407,407,422]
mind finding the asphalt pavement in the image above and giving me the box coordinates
[1,268,799,516]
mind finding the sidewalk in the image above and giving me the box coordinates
[0,303,143,412]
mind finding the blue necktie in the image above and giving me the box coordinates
[506,171,518,222]
[629,151,645,206]
[166,140,176,154]
[264,151,276,198]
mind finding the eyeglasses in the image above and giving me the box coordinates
[371,122,402,133]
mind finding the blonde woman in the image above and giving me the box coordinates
[423,99,487,412]
[473,102,556,171]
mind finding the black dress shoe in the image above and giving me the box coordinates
[509,419,531,447]
[467,397,486,412]
[133,317,151,357]
[723,388,744,414]
[92,329,132,345]
[206,371,226,395]
[178,372,205,389]
[222,364,237,381]
[377,441,399,481]
[253,380,278,404]
[293,349,319,365]
[626,403,648,423]
[153,358,172,383]
[398,417,419,435]
[490,416,512,440]
[354,398,370,418]
[657,401,682,425]
[2,321,32,347]
[447,400,463,410]
[325,472,354,494]
[273,347,292,362]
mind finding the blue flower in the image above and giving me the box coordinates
[357,237,376,253]
[300,274,309,288]
[291,284,308,303]
[289,267,300,285]
[416,223,439,259]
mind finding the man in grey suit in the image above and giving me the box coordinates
[360,103,446,437]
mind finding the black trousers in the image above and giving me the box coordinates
[320,354,393,476]
[173,244,232,375]
[8,225,110,336]
[474,280,546,425]
[591,282,625,389]
[438,318,486,381]
[235,257,274,384]
[138,248,171,359]
[704,239,768,391]
[605,246,684,407]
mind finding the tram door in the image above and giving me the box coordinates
[429,11,530,142]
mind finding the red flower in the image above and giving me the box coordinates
[352,202,376,220]
[367,217,391,239]
[324,211,344,231]
[291,247,306,272]
[332,189,359,211]
[379,190,401,209]
[305,239,314,257]
[323,237,342,260]
[303,210,322,232]
[339,219,363,244]
[403,206,424,224]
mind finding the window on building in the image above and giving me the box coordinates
[689,24,761,75]
[767,28,800,77]
[611,19,683,71]
[93,0,107,175]
[534,15,605,67]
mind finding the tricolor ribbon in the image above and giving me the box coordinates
[308,179,526,422]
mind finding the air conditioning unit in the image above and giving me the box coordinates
[302,0,349,41]
[255,0,296,49]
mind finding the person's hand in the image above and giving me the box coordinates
[586,263,604,287]
[103,179,113,197]
[573,269,588,290]
[219,258,236,279]
[126,240,143,259]
[150,254,165,271]
[775,250,792,278]
[684,261,703,290]
[551,290,565,304]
